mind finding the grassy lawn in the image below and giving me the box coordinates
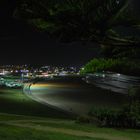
[0,88,73,119]
[0,88,139,140]
[0,113,139,140]
[0,124,105,140]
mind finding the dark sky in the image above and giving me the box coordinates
[0,0,139,66]
[0,0,101,66]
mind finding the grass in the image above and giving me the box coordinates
[13,119,140,140]
[0,88,73,119]
[0,124,105,140]
[0,113,140,140]
[0,87,139,140]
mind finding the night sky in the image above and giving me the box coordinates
[0,0,139,66]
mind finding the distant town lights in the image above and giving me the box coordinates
[15,70,18,73]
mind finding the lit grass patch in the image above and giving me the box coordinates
[0,88,73,119]
[19,121,140,140]
[0,124,106,140]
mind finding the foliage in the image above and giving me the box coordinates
[89,104,140,128]
[80,58,140,76]
[101,46,140,58]
[89,86,140,128]
[76,115,99,125]
[15,0,140,45]
[128,86,140,101]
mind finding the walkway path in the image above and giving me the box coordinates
[0,119,132,140]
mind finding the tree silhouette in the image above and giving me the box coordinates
[15,0,140,47]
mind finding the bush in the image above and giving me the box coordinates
[89,99,140,128]
[80,58,140,76]
[76,115,99,125]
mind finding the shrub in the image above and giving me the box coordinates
[89,88,140,129]
[80,58,140,76]
[76,115,99,125]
